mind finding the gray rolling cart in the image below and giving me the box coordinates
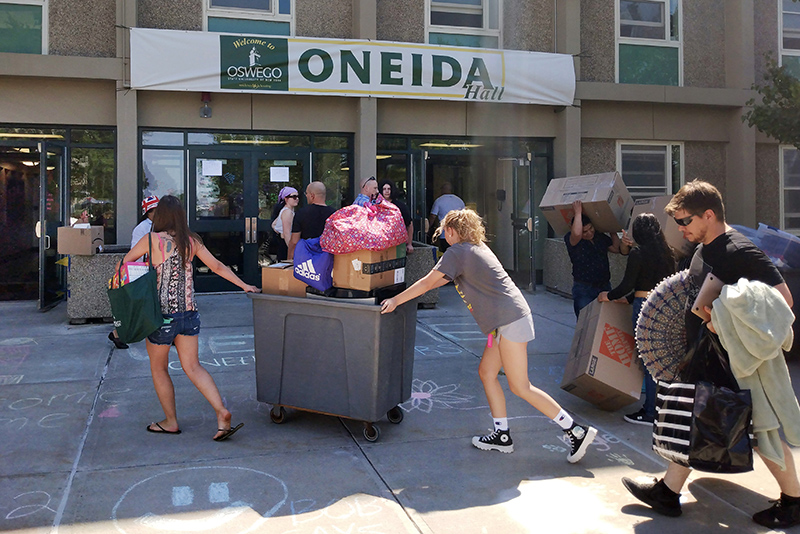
[248,292,417,441]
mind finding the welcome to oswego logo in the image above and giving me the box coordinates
[220,36,288,91]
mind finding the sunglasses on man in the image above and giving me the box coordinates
[674,214,697,226]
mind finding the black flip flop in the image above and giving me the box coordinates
[146,422,181,434]
[213,422,244,442]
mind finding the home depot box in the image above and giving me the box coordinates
[262,263,307,297]
[539,172,634,235]
[332,244,406,292]
[627,196,694,257]
[57,226,104,255]
[561,300,642,411]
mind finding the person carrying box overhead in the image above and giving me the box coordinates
[565,199,629,319]
[381,208,597,464]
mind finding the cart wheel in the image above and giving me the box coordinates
[270,406,286,424]
[387,406,404,424]
[363,423,380,442]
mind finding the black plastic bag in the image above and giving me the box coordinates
[689,381,753,473]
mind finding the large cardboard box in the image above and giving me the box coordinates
[262,263,307,297]
[561,300,642,411]
[627,196,694,258]
[57,226,104,255]
[332,245,406,292]
[539,172,634,235]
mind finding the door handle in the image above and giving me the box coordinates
[45,234,50,250]
[251,217,258,244]
[244,217,251,244]
[526,218,533,233]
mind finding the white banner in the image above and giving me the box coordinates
[130,28,575,106]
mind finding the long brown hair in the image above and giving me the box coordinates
[151,195,201,266]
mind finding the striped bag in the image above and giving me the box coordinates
[653,380,694,467]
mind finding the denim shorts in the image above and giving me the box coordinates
[496,314,536,343]
[147,310,200,345]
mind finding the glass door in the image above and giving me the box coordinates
[189,149,310,292]
[39,142,66,309]
[190,150,253,292]
[511,157,534,291]
[255,152,307,266]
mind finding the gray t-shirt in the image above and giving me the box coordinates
[434,242,531,335]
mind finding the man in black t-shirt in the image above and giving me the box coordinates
[622,180,798,529]
[287,181,336,260]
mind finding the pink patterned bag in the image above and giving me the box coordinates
[320,201,408,254]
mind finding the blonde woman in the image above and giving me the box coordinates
[381,209,597,463]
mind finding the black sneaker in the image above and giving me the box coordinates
[753,494,800,528]
[471,428,513,453]
[621,477,682,517]
[623,408,655,426]
[565,423,597,463]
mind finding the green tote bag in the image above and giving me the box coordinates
[107,233,164,344]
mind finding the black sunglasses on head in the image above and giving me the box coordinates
[674,214,697,226]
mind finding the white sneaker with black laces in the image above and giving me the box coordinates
[564,424,597,463]
[472,428,514,453]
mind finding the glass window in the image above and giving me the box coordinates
[70,129,115,145]
[0,1,44,54]
[142,149,185,202]
[782,147,800,233]
[784,0,800,50]
[314,135,349,150]
[206,0,292,36]
[70,148,117,244]
[313,152,348,209]
[618,142,682,198]
[142,131,184,147]
[427,0,501,49]
[617,0,681,85]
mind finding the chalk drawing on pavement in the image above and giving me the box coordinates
[5,491,56,520]
[399,379,476,413]
[111,466,287,534]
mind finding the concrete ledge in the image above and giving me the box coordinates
[405,242,438,306]
[67,253,126,321]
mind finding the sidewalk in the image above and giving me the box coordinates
[0,286,795,533]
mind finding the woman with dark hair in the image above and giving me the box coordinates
[598,212,676,426]
[270,186,299,261]
[121,195,259,441]
[379,179,414,253]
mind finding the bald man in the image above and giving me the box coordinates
[353,175,380,207]
[287,181,336,260]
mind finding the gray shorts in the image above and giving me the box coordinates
[496,314,536,343]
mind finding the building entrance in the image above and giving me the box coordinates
[0,141,66,308]
[188,148,309,291]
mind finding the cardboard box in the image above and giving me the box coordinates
[332,245,406,292]
[561,300,643,411]
[627,196,694,258]
[262,263,307,297]
[57,226,104,255]
[539,172,634,235]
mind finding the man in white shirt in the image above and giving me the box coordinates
[428,182,465,251]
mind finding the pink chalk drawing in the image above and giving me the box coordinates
[99,405,122,418]
[400,379,474,413]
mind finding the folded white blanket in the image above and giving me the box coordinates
[711,278,799,470]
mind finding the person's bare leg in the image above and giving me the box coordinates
[663,462,692,494]
[497,337,560,419]
[146,339,179,432]
[173,335,232,439]
[758,442,800,497]
[477,342,507,417]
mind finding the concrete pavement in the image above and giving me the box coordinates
[0,286,796,533]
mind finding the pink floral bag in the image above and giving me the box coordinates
[320,201,408,254]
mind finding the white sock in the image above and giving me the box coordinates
[493,417,508,431]
[554,409,573,430]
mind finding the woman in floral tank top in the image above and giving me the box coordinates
[121,196,259,441]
